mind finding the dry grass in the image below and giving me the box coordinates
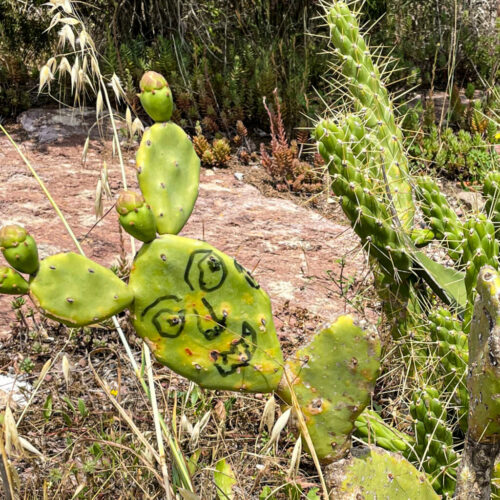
[1,299,332,499]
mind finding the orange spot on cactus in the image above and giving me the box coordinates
[185,348,193,356]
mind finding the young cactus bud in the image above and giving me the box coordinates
[0,225,39,275]
[139,71,173,122]
[116,190,156,243]
[0,266,29,295]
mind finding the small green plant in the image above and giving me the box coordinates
[409,125,498,181]
[19,357,35,374]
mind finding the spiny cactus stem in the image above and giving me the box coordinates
[454,437,499,499]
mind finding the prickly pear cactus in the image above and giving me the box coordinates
[138,71,173,123]
[136,122,200,235]
[454,265,500,499]
[116,190,156,242]
[30,253,133,327]
[325,446,439,499]
[0,224,39,275]
[128,234,283,393]
[0,266,29,295]
[277,315,380,463]
[467,266,500,442]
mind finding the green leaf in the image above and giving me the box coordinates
[214,458,236,500]
[62,395,75,412]
[77,398,89,418]
[187,449,201,476]
[306,488,321,500]
[43,393,53,421]
[259,486,276,500]
[413,251,467,311]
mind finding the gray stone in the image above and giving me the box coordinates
[18,107,99,143]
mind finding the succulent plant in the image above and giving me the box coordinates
[138,71,173,122]
[0,224,39,275]
[116,190,156,243]
[325,446,439,498]
[277,315,380,462]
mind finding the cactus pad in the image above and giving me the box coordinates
[116,190,157,242]
[277,315,380,463]
[0,225,39,275]
[467,265,500,442]
[128,235,283,393]
[139,71,173,123]
[0,266,29,295]
[136,123,200,235]
[325,446,439,499]
[29,253,133,327]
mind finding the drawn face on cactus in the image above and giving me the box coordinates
[129,235,284,393]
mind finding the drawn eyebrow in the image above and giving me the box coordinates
[141,294,182,318]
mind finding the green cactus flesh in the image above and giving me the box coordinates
[29,253,133,327]
[467,266,500,442]
[326,446,439,499]
[325,2,414,231]
[139,71,173,122]
[0,266,29,295]
[0,225,39,275]
[354,409,415,456]
[315,119,412,280]
[136,123,200,235]
[484,171,500,238]
[427,308,468,426]
[277,315,380,463]
[128,235,283,393]
[116,190,156,242]
[410,386,458,495]
[415,176,463,261]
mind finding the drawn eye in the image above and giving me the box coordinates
[233,259,260,289]
[140,295,185,338]
[185,250,227,292]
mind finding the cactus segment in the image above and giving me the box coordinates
[315,119,412,281]
[467,266,500,442]
[410,386,459,495]
[116,190,156,242]
[325,446,439,499]
[136,123,200,235]
[29,253,133,327]
[484,171,500,239]
[354,409,415,455]
[462,215,499,300]
[139,71,173,122]
[415,176,463,261]
[277,315,380,463]
[411,227,434,247]
[128,235,283,393]
[325,2,414,231]
[0,266,29,295]
[428,308,468,426]
[0,225,39,275]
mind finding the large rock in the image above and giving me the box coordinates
[17,107,98,143]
